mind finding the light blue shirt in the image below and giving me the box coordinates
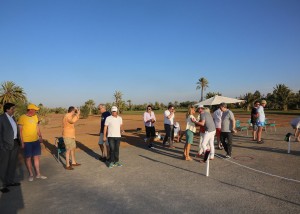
[5,113,17,139]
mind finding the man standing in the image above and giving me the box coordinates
[143,105,156,149]
[163,105,175,148]
[256,100,267,144]
[18,103,47,181]
[62,106,81,170]
[98,104,111,162]
[195,106,216,160]
[220,103,236,158]
[0,103,20,193]
[103,106,124,168]
[251,101,260,141]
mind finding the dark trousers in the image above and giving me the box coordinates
[163,124,174,146]
[108,137,121,163]
[0,141,19,187]
[220,132,233,156]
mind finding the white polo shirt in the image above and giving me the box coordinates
[105,115,123,137]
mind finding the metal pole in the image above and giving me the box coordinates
[288,136,291,154]
[206,158,210,176]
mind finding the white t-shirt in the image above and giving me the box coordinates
[105,115,123,137]
[213,108,222,129]
[164,110,174,125]
[257,106,265,123]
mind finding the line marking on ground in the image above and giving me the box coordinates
[215,154,300,183]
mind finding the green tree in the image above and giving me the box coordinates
[273,84,292,111]
[84,99,95,115]
[240,91,261,111]
[206,92,221,99]
[113,91,125,113]
[196,77,209,101]
[127,99,132,111]
[0,81,27,106]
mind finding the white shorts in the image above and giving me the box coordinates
[98,133,109,145]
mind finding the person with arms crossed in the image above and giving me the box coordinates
[163,105,175,148]
[0,103,21,193]
[143,105,156,149]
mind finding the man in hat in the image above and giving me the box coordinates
[103,106,124,168]
[18,103,47,181]
[195,105,216,160]
[256,100,267,144]
[0,103,21,193]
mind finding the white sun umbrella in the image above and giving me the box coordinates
[195,95,244,106]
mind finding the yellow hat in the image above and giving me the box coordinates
[27,103,39,111]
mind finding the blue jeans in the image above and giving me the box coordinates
[108,137,121,163]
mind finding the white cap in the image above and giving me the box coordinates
[197,105,204,109]
[111,106,118,112]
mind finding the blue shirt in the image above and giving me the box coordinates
[100,111,111,133]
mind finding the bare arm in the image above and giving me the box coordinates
[103,125,108,141]
[19,125,24,148]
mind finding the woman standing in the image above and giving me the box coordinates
[183,106,197,161]
[143,105,156,148]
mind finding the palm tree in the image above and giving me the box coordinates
[206,92,222,99]
[84,99,95,115]
[127,99,132,111]
[113,91,124,112]
[0,81,27,105]
[273,84,292,111]
[196,77,209,101]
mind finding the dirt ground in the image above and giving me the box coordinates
[40,112,296,155]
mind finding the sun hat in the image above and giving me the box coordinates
[111,106,118,112]
[27,103,39,111]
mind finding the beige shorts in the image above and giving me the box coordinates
[63,137,76,150]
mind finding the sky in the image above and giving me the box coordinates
[0,0,299,108]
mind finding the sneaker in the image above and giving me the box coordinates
[225,155,231,159]
[36,175,47,179]
[28,176,34,182]
[108,162,115,168]
[115,162,123,167]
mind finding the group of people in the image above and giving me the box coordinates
[250,100,267,144]
[0,103,47,193]
[1,100,299,193]
[0,102,125,194]
[142,103,237,162]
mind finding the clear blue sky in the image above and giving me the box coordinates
[0,0,299,108]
